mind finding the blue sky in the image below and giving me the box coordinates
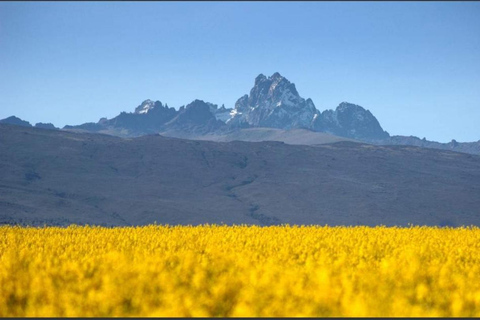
[0,2,479,142]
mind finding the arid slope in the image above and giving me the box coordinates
[1,124,479,226]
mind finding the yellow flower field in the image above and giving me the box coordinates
[1,225,480,317]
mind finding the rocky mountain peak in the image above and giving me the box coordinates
[314,102,390,141]
[336,102,373,121]
[36,73,404,144]
[271,71,282,79]
[255,73,267,85]
[179,100,214,124]
[0,116,32,127]
[134,100,163,115]
[35,123,57,130]
[338,101,359,111]
[228,72,317,129]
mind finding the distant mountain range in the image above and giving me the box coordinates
[1,72,479,155]
[0,116,57,130]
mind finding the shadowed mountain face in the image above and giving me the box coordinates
[161,100,226,137]
[0,116,32,127]
[228,74,389,141]
[228,72,318,130]
[63,99,226,138]
[64,100,178,136]
[315,102,390,140]
[34,123,57,130]
[1,124,479,227]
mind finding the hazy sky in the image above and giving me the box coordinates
[1,2,479,142]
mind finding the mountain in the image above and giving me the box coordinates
[63,99,178,136]
[0,117,57,130]
[159,100,226,138]
[225,73,389,143]
[0,116,32,127]
[56,73,398,146]
[314,102,390,141]
[134,99,158,114]
[1,124,479,227]
[1,72,478,155]
[35,123,58,130]
[63,99,223,138]
[209,103,232,123]
[381,135,480,156]
[189,129,480,156]
[97,99,178,135]
[228,72,318,130]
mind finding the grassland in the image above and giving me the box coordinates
[1,225,480,317]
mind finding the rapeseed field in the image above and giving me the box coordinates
[1,225,480,317]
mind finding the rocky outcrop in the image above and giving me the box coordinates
[162,100,226,136]
[314,102,389,141]
[34,123,58,130]
[0,116,32,127]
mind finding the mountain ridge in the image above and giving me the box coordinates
[2,123,479,227]
[53,72,392,142]
[1,72,478,154]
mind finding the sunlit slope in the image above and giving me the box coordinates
[1,225,480,317]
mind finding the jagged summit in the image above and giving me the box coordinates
[8,72,478,153]
[228,72,317,130]
[0,73,392,142]
[255,73,267,84]
[314,102,389,141]
[225,73,390,141]
[161,100,225,136]
[172,100,216,125]
[0,72,477,155]
[134,99,156,114]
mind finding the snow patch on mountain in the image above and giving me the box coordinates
[135,100,156,114]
